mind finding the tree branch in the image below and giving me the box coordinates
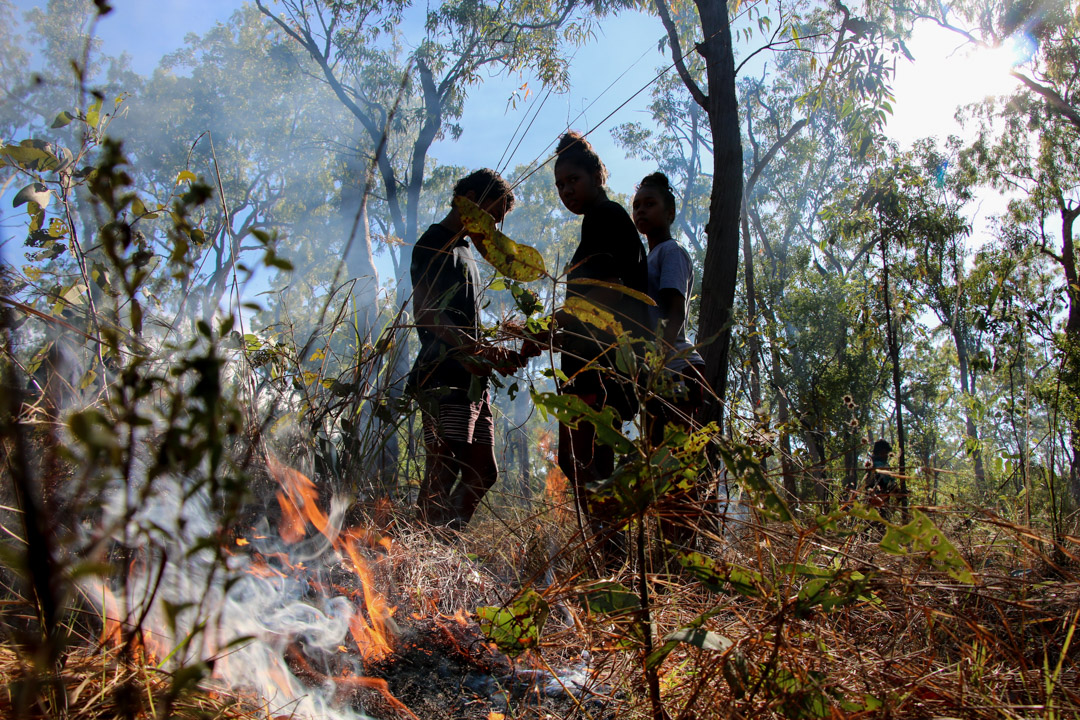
[653,0,708,108]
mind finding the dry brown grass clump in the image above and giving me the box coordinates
[0,644,268,720]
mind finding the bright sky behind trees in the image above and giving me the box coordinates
[39,0,1026,195]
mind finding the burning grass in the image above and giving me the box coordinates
[0,644,265,720]
[2,442,1078,720]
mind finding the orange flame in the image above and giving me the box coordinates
[262,455,413,710]
[342,530,397,663]
[268,454,330,543]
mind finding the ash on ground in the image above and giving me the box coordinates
[349,617,614,720]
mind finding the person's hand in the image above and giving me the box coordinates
[478,345,522,376]
[518,338,542,359]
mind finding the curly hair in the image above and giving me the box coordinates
[637,171,677,213]
[554,130,608,185]
[453,168,515,211]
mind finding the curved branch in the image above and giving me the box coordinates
[653,0,708,108]
[1011,70,1080,133]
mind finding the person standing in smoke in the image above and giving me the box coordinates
[632,172,707,442]
[865,439,896,519]
[407,169,532,531]
[552,131,649,569]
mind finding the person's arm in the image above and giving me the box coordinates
[657,287,686,349]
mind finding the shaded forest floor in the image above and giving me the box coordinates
[1,497,1078,720]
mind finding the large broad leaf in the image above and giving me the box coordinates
[876,509,975,584]
[674,548,771,598]
[0,139,64,172]
[645,607,728,669]
[13,183,52,208]
[476,588,549,658]
[455,195,545,281]
[580,580,638,617]
[562,295,623,336]
[530,390,632,453]
[718,439,792,522]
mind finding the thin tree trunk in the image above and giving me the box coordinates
[880,235,907,518]
[692,0,743,429]
[741,197,761,409]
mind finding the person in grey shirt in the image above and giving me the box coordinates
[632,171,709,547]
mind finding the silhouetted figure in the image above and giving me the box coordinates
[552,131,648,571]
[633,171,708,549]
[865,439,896,519]
[408,169,527,531]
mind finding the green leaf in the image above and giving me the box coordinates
[1,140,54,170]
[455,195,546,281]
[85,97,103,128]
[878,510,975,584]
[530,390,632,454]
[645,607,725,669]
[476,588,549,658]
[51,111,76,128]
[674,549,771,598]
[13,183,51,208]
[580,581,638,617]
[717,439,792,522]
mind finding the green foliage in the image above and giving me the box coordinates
[872,508,975,583]
[476,588,550,657]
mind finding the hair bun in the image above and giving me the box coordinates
[554,130,608,184]
[641,171,671,191]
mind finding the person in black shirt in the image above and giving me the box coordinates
[408,169,529,531]
[552,131,649,567]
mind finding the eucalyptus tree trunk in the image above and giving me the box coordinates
[880,235,908,518]
[654,0,743,429]
[1059,205,1080,502]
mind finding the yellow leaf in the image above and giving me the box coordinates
[455,196,546,282]
[568,277,656,306]
[176,170,197,184]
[563,296,623,336]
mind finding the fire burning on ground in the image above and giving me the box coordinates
[81,454,609,720]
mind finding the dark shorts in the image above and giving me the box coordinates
[420,388,494,447]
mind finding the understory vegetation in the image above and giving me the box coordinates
[2,0,1079,718]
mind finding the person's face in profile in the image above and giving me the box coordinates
[480,195,511,225]
[554,161,602,215]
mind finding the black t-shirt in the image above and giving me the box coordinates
[561,199,648,388]
[408,223,486,391]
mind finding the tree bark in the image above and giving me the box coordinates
[880,235,908,518]
[693,0,744,429]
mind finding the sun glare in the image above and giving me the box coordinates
[886,24,1027,146]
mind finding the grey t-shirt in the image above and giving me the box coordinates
[646,238,704,372]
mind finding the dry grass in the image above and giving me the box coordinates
[2,495,1078,720]
[0,644,267,720]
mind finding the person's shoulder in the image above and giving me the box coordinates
[591,198,633,222]
[415,223,453,249]
[655,238,693,262]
